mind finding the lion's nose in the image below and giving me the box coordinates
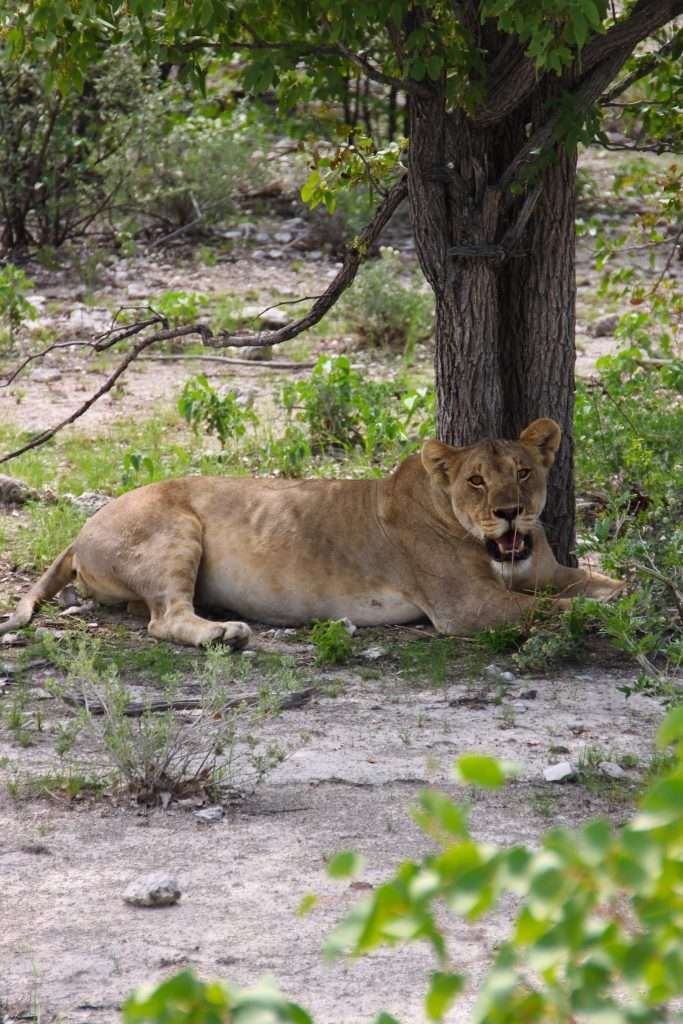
[493,506,522,522]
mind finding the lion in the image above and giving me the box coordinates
[0,418,622,648]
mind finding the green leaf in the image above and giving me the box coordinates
[456,754,506,788]
[425,971,465,1021]
[296,893,318,916]
[414,790,468,838]
[327,850,365,879]
[658,706,683,748]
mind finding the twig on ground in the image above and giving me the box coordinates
[139,354,316,369]
[59,685,317,717]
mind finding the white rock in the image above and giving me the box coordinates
[193,805,225,823]
[599,761,625,779]
[361,645,387,661]
[123,873,181,907]
[66,491,111,516]
[543,762,576,783]
[30,368,62,383]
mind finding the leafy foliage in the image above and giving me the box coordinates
[281,354,435,458]
[310,619,354,665]
[336,247,434,352]
[179,375,258,449]
[0,263,37,341]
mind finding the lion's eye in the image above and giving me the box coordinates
[468,475,484,487]
[518,467,531,480]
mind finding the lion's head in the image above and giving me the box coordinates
[421,418,561,565]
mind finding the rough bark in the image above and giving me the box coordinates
[407,86,579,563]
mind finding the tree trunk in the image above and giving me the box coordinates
[407,89,578,565]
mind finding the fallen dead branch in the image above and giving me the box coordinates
[59,685,316,717]
[0,175,407,466]
[139,353,316,370]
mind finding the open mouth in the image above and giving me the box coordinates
[485,530,533,563]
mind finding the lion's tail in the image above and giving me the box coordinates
[0,545,76,635]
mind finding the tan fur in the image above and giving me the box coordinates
[0,418,623,647]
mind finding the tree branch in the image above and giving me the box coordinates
[475,0,683,126]
[600,29,682,104]
[211,175,408,349]
[0,178,408,464]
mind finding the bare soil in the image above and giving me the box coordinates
[0,627,662,1024]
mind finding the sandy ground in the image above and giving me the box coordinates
[0,653,661,1024]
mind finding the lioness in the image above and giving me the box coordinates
[1,418,622,648]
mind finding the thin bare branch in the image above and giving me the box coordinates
[0,324,206,465]
[140,354,315,370]
[600,30,682,103]
[211,175,408,348]
[0,178,408,463]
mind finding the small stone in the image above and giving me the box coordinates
[34,627,63,641]
[273,231,293,244]
[30,368,62,383]
[484,664,516,682]
[590,313,620,337]
[361,645,387,661]
[59,601,95,617]
[66,491,111,516]
[193,805,225,823]
[123,873,181,907]
[543,762,576,783]
[599,761,625,779]
[0,633,21,646]
[0,475,32,505]
[57,585,83,610]
[240,345,273,362]
[520,689,538,700]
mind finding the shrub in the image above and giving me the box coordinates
[114,111,279,231]
[0,262,37,343]
[281,354,435,458]
[310,619,353,665]
[43,637,289,803]
[337,246,434,351]
[0,45,158,250]
[179,374,258,449]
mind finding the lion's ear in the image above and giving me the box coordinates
[519,418,561,467]
[421,440,462,484]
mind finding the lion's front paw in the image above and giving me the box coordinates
[201,621,252,651]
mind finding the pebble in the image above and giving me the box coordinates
[123,873,181,908]
[598,761,626,779]
[590,312,620,337]
[57,585,82,609]
[543,761,576,783]
[30,368,62,383]
[484,665,517,683]
[193,805,225,823]
[66,491,111,516]
[241,305,290,329]
[361,645,387,661]
[0,475,31,504]
[0,633,21,646]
